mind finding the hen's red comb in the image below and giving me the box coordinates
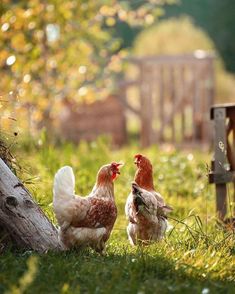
[134,154,143,159]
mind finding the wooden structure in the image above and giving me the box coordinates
[59,95,127,146]
[118,51,215,147]
[0,158,63,252]
[209,103,235,220]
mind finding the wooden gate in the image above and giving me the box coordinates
[118,51,215,147]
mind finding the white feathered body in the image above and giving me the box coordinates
[53,166,117,252]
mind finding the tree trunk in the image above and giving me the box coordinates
[0,158,64,253]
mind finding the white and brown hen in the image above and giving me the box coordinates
[53,162,122,253]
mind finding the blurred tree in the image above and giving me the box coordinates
[133,17,235,102]
[0,0,112,133]
[158,0,235,73]
[0,0,169,135]
[111,0,173,49]
[112,0,235,73]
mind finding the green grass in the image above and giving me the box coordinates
[0,138,234,294]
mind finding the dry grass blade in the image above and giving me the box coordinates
[0,135,19,174]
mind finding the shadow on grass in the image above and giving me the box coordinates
[0,248,233,294]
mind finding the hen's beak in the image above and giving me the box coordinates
[116,162,124,174]
[111,162,124,176]
[116,162,124,167]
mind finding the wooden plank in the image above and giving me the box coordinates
[152,66,159,142]
[206,59,215,145]
[160,66,195,141]
[216,184,227,220]
[226,116,235,215]
[169,66,176,142]
[150,65,157,143]
[213,107,228,219]
[127,52,215,65]
[227,119,235,171]
[192,64,198,143]
[214,108,227,170]
[192,62,208,144]
[211,104,235,119]
[159,66,165,142]
[179,66,186,141]
[200,63,211,145]
[116,87,140,116]
[209,171,235,184]
[233,121,235,215]
[139,64,153,147]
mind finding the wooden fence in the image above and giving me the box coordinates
[118,51,215,147]
[1,51,215,148]
[59,96,127,146]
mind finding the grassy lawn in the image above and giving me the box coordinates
[0,138,234,294]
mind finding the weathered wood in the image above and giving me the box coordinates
[209,171,235,184]
[215,184,227,220]
[192,64,199,142]
[59,96,127,146]
[127,52,215,65]
[213,108,228,219]
[206,59,215,144]
[139,64,153,147]
[200,64,209,144]
[0,158,63,252]
[159,66,165,142]
[116,80,141,116]
[209,104,235,220]
[233,118,235,215]
[210,104,235,119]
[179,66,186,141]
[226,111,235,216]
[233,122,235,215]
[169,66,176,142]
[120,52,215,147]
[116,92,140,116]
[227,119,235,171]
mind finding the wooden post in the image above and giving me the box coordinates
[200,64,207,144]
[227,116,235,215]
[159,66,165,142]
[198,61,213,146]
[0,158,64,252]
[192,64,197,143]
[213,108,227,219]
[206,58,215,145]
[169,66,176,142]
[139,63,153,147]
[151,66,158,143]
[179,65,186,142]
[233,121,235,215]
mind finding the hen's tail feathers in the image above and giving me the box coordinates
[53,166,75,203]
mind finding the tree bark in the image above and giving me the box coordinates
[0,158,64,253]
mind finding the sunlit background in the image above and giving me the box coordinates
[1,2,235,293]
[0,0,234,146]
